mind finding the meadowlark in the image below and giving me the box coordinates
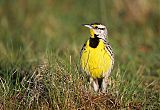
[80,23,114,92]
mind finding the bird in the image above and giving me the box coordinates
[80,23,114,92]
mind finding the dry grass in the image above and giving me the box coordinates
[0,57,156,109]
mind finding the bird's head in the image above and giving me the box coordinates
[83,23,108,40]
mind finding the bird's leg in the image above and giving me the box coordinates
[89,77,93,91]
[102,77,108,93]
[92,78,99,92]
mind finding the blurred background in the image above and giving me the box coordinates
[0,0,160,109]
[0,0,159,73]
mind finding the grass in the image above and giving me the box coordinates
[0,0,160,109]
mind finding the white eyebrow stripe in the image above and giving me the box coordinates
[97,25,105,28]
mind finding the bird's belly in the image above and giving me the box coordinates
[81,47,112,78]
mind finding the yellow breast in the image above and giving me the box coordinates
[81,39,112,78]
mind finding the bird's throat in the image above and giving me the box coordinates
[90,29,94,38]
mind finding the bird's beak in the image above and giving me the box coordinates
[82,24,93,29]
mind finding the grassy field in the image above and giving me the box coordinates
[0,0,160,109]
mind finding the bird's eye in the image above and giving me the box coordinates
[94,26,98,29]
[100,28,105,30]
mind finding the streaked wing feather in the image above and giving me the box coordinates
[104,41,114,69]
[80,41,87,58]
